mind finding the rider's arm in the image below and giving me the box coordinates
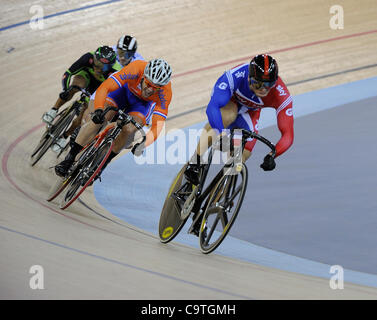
[274,97,294,158]
[93,77,121,110]
[142,83,171,147]
[206,74,233,132]
[144,113,166,147]
[94,61,144,110]
[144,85,171,147]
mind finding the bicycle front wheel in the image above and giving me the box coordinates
[199,163,248,254]
[59,139,113,210]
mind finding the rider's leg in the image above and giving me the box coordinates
[81,99,94,125]
[185,101,238,184]
[89,86,149,177]
[54,103,116,177]
[230,108,260,163]
[50,75,90,152]
[63,98,97,145]
[63,100,88,138]
[113,112,145,153]
[196,101,238,158]
[53,75,87,111]
[92,112,145,180]
[75,103,116,147]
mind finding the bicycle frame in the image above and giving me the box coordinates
[189,128,276,217]
[58,107,146,209]
[51,90,90,126]
[75,107,145,171]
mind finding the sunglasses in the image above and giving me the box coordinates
[249,77,276,89]
[94,60,113,72]
[118,49,136,60]
[143,76,162,91]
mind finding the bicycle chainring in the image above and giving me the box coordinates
[180,185,198,220]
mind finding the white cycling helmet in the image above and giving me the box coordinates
[144,59,172,86]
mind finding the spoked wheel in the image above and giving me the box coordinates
[159,163,195,243]
[59,140,113,210]
[30,128,55,167]
[199,163,248,254]
[30,111,75,166]
[46,140,96,202]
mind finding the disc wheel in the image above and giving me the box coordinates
[199,163,248,254]
[158,164,195,243]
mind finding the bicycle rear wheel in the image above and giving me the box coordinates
[158,163,194,243]
[30,110,75,166]
[199,163,248,254]
[59,139,114,210]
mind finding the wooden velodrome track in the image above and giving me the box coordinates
[1,0,377,299]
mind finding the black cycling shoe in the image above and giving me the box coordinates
[184,164,202,185]
[55,158,74,177]
[189,224,200,236]
[188,220,207,238]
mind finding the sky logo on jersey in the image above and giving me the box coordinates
[235,71,245,78]
[119,73,139,80]
[276,85,287,96]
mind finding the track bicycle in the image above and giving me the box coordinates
[158,128,276,254]
[30,87,90,166]
[46,106,146,210]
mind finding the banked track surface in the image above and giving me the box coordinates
[1,0,377,299]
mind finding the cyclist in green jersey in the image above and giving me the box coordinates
[42,46,120,152]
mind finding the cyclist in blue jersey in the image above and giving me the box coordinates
[184,54,294,186]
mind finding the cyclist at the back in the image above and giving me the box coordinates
[54,58,173,178]
[113,34,144,67]
[184,54,294,185]
[52,35,144,152]
[41,45,120,150]
[80,35,145,125]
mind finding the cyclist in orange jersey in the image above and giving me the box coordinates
[55,59,172,178]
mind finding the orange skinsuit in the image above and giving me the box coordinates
[94,60,172,147]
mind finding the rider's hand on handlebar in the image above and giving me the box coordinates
[91,109,104,124]
[131,142,145,157]
[260,154,276,171]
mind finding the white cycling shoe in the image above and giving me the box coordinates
[51,137,68,153]
[42,108,57,125]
